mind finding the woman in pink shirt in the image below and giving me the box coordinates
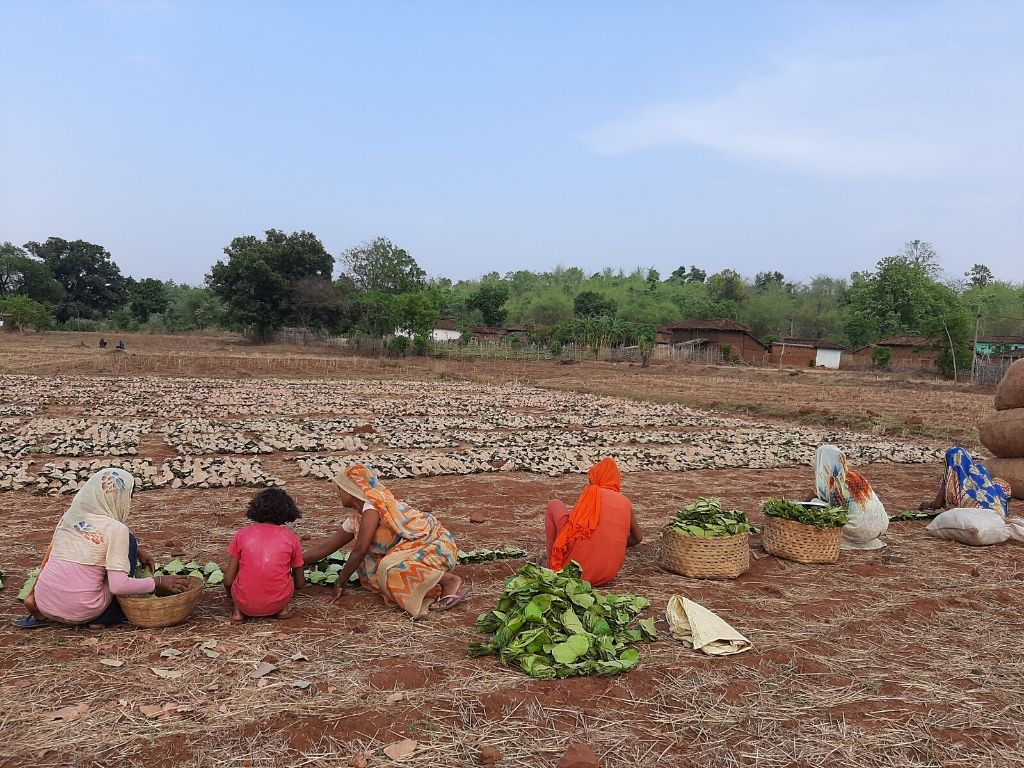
[18,469,190,629]
[223,488,305,623]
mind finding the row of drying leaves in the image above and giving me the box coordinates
[469,562,656,679]
[305,546,527,585]
[15,547,528,599]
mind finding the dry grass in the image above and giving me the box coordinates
[0,337,1019,767]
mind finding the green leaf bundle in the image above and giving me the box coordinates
[468,563,656,679]
[762,498,849,529]
[666,498,751,538]
[136,560,225,587]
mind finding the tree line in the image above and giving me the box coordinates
[2,232,1022,377]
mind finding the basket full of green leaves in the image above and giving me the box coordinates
[468,563,656,679]
[660,498,751,579]
[761,498,849,564]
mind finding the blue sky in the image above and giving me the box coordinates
[1,0,1021,284]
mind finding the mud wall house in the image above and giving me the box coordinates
[848,336,938,370]
[768,338,845,369]
[666,319,768,364]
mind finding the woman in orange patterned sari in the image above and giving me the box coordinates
[303,464,467,618]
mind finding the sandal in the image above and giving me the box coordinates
[13,616,50,629]
[429,585,472,611]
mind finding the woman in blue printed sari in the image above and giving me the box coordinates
[920,447,1010,516]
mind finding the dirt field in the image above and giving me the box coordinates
[0,333,1019,768]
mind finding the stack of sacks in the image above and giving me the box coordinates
[980,359,1024,500]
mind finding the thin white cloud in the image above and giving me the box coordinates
[584,52,1020,180]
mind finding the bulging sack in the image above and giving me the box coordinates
[995,359,1024,411]
[979,408,1024,459]
[926,508,1009,546]
[979,457,1024,500]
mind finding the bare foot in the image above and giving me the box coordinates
[276,607,293,620]
[438,572,462,597]
[229,607,244,624]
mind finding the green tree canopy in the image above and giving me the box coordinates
[343,237,425,294]
[573,290,617,318]
[467,281,509,327]
[0,295,53,330]
[23,237,127,322]
[128,278,170,322]
[206,229,334,342]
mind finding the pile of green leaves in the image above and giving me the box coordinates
[468,563,656,679]
[666,497,751,538]
[305,551,360,586]
[137,559,225,585]
[762,498,849,529]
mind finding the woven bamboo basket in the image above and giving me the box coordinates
[117,580,203,628]
[659,527,750,579]
[762,516,842,564]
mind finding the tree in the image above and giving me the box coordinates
[966,263,994,288]
[290,277,354,332]
[522,290,573,326]
[573,290,617,318]
[23,237,127,321]
[899,240,940,277]
[467,281,509,327]
[0,243,63,306]
[645,268,661,293]
[687,266,707,283]
[0,295,53,330]
[165,284,224,331]
[707,269,747,304]
[754,271,785,290]
[206,229,334,342]
[843,247,971,377]
[128,278,170,322]
[342,237,425,294]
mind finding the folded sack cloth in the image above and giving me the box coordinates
[666,595,753,656]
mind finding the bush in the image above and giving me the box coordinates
[388,335,409,357]
[550,340,563,358]
[413,333,430,356]
[871,345,892,370]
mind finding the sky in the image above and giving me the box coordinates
[1,0,1022,285]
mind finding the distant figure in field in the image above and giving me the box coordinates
[920,447,1010,516]
[99,338,108,348]
[545,456,643,586]
[116,339,126,350]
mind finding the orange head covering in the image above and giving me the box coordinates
[548,457,622,572]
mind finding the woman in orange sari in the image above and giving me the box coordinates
[545,457,643,586]
[303,464,467,618]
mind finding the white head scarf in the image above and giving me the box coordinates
[48,468,136,571]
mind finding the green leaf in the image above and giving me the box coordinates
[561,608,586,635]
[202,562,221,575]
[551,634,590,664]
[163,559,185,575]
[206,570,224,585]
[18,569,40,603]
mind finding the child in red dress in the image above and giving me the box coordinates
[224,488,305,623]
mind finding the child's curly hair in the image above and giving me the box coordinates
[246,488,302,525]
